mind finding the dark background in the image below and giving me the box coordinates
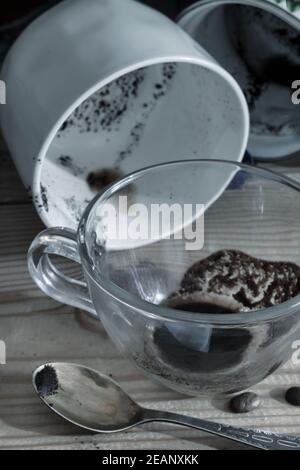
[0,0,197,24]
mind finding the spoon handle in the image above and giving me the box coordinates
[142,409,300,450]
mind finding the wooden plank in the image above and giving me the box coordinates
[0,137,30,204]
[0,204,44,295]
[0,203,84,312]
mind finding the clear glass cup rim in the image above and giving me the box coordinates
[78,159,300,325]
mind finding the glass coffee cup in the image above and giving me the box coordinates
[28,161,300,396]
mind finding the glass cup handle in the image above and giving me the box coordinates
[27,227,97,317]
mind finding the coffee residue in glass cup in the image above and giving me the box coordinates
[133,249,300,393]
[166,249,300,314]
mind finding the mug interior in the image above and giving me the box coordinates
[38,61,247,228]
[178,2,300,158]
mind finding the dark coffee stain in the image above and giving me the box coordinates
[171,301,238,314]
[225,5,300,116]
[56,69,146,136]
[40,184,49,213]
[56,64,177,169]
[256,55,300,88]
[87,168,123,193]
[113,63,177,168]
[58,155,85,177]
[151,325,252,374]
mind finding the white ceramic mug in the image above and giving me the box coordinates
[0,0,249,229]
[178,0,300,160]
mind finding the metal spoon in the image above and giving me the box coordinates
[33,363,300,450]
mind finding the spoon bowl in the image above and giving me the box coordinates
[33,363,143,433]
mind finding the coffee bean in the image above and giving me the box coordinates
[285,387,300,407]
[229,392,261,413]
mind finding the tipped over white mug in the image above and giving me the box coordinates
[0,0,249,229]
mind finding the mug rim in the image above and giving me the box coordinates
[177,0,300,28]
[32,56,249,228]
[78,159,300,326]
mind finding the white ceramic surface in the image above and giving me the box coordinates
[178,0,300,160]
[93,160,240,251]
[0,0,249,229]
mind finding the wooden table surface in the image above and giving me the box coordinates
[1,134,300,451]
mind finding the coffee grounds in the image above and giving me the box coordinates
[87,168,123,193]
[113,63,176,168]
[133,322,254,394]
[225,5,300,138]
[63,195,85,224]
[35,365,59,398]
[57,70,145,136]
[167,250,300,313]
[39,184,49,213]
[58,155,86,177]
[56,64,177,169]
[260,55,300,88]
[151,324,252,374]
[133,250,299,394]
